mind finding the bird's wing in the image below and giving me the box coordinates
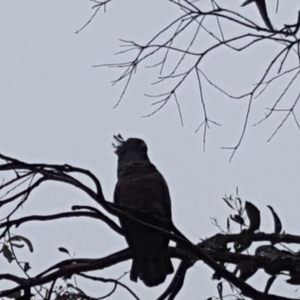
[114,169,171,220]
[113,167,173,286]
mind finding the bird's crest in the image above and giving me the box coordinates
[112,134,125,150]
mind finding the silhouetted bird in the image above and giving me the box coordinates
[242,0,274,30]
[113,135,174,287]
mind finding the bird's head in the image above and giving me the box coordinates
[113,134,149,164]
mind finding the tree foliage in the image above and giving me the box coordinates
[87,0,300,160]
[0,154,300,300]
[1,1,300,299]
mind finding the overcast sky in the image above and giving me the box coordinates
[1,1,300,299]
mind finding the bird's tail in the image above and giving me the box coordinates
[131,253,173,287]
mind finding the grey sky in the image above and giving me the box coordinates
[1,0,300,299]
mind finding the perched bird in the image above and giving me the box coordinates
[113,134,174,287]
[242,0,274,30]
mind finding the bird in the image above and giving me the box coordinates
[241,0,274,30]
[113,134,174,287]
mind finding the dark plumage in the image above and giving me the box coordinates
[113,135,173,287]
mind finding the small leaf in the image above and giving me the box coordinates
[217,282,223,300]
[245,201,260,232]
[267,205,282,235]
[236,197,242,208]
[222,197,234,209]
[23,262,31,272]
[11,243,25,249]
[265,275,277,293]
[227,217,230,232]
[2,244,14,263]
[58,247,70,255]
[230,214,244,225]
[9,235,34,252]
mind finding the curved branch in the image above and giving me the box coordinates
[0,249,132,297]
[0,210,122,236]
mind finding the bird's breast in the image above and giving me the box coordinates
[117,172,169,217]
